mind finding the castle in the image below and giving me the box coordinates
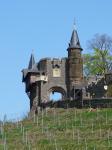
[22,26,84,113]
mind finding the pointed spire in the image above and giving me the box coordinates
[28,51,35,69]
[68,23,82,50]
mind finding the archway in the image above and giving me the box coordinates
[49,86,66,101]
[50,92,62,101]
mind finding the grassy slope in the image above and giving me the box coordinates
[0,108,112,150]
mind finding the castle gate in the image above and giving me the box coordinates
[48,86,66,101]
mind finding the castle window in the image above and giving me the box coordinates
[42,72,45,75]
[53,64,60,68]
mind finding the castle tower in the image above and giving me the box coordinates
[67,26,83,100]
[22,53,39,113]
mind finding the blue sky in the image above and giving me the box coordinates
[0,0,112,120]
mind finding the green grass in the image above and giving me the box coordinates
[0,108,112,150]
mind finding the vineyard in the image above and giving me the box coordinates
[0,108,112,150]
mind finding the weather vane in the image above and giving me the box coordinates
[32,49,34,54]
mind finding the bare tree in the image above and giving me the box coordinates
[88,34,112,52]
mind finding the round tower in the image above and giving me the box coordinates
[67,26,83,99]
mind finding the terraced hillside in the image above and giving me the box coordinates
[0,108,112,150]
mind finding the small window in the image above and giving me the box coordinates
[53,64,60,68]
[42,72,45,75]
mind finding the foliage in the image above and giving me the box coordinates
[83,34,112,76]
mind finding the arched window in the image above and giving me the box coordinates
[54,64,60,68]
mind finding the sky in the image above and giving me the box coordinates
[0,0,112,120]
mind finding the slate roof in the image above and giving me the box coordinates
[22,53,39,81]
[28,53,35,69]
[22,63,39,81]
[68,29,82,50]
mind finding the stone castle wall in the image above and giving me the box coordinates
[37,58,68,102]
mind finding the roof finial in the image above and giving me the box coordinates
[73,18,77,30]
[32,49,34,54]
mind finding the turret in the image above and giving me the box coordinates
[22,52,48,110]
[22,53,37,92]
[67,25,83,99]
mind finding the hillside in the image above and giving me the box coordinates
[0,108,112,150]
